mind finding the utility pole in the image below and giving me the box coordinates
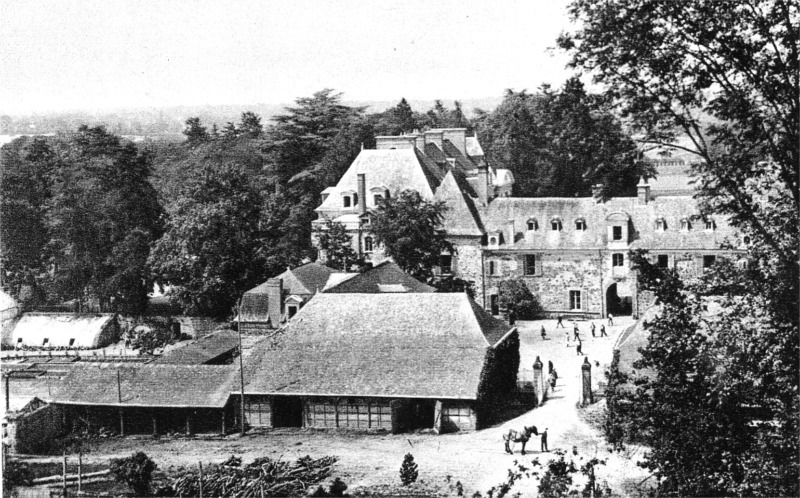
[237,299,246,436]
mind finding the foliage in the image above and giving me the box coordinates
[497,277,543,320]
[399,453,419,486]
[183,117,210,146]
[3,459,34,493]
[148,165,274,318]
[311,477,348,497]
[370,190,451,281]
[432,276,476,299]
[476,330,520,426]
[315,221,361,271]
[110,451,157,496]
[157,455,337,497]
[474,79,649,198]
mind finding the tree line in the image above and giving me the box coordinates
[2,84,642,319]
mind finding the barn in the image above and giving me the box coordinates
[241,293,518,433]
[10,313,119,349]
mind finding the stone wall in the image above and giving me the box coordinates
[6,403,65,454]
[450,236,483,290]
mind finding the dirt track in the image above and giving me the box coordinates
[19,318,652,496]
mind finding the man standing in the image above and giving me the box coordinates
[573,323,580,342]
[541,428,549,452]
[600,324,608,337]
[608,313,614,326]
[576,339,583,356]
[541,325,547,341]
[590,322,596,338]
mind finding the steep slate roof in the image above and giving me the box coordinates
[434,171,484,236]
[647,164,695,196]
[241,263,334,321]
[480,196,738,251]
[322,261,435,293]
[153,329,238,364]
[465,136,485,158]
[315,149,440,214]
[242,293,513,399]
[53,364,236,408]
[11,314,116,348]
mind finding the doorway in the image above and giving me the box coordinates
[272,396,303,427]
[606,283,632,316]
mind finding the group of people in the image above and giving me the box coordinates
[540,316,611,356]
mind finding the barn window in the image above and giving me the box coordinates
[524,255,537,275]
[612,253,624,267]
[657,255,669,268]
[364,236,374,253]
[551,219,562,231]
[526,219,538,231]
[569,290,582,310]
[575,219,586,231]
[612,226,623,240]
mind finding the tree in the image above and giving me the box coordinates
[369,190,450,281]
[183,117,210,146]
[474,80,649,198]
[561,2,799,494]
[399,454,419,486]
[315,220,360,271]
[238,111,263,139]
[110,452,157,496]
[148,165,270,318]
[497,278,543,320]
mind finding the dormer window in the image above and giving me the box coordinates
[612,226,623,240]
[656,217,667,231]
[343,196,351,208]
[373,194,383,205]
[680,218,690,231]
[551,219,562,231]
[527,219,538,231]
[489,236,498,246]
[364,236,374,253]
[575,219,586,231]
[704,219,715,231]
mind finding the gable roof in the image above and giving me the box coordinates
[241,263,335,322]
[435,171,484,236]
[53,364,236,408]
[153,329,238,365]
[465,136,485,159]
[322,261,435,293]
[242,293,513,400]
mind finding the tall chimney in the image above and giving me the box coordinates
[637,178,651,205]
[357,173,367,214]
[442,129,467,156]
[477,164,490,206]
[507,220,516,245]
[266,278,283,328]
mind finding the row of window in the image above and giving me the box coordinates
[523,218,715,233]
[488,253,628,276]
[342,193,385,208]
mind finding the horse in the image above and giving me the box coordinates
[503,425,538,454]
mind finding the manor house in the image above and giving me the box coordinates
[312,128,744,319]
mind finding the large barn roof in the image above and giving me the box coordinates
[11,313,117,348]
[153,329,238,365]
[52,364,236,408]
[242,293,512,400]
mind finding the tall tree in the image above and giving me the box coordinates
[314,220,360,271]
[561,1,799,494]
[238,111,263,139]
[183,117,210,147]
[369,190,450,281]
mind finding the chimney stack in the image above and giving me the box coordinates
[508,220,516,245]
[266,278,283,328]
[442,128,467,156]
[357,174,367,215]
[477,164,491,206]
[637,178,651,204]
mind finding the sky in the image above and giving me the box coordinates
[0,1,578,114]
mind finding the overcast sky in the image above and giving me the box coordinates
[0,1,577,113]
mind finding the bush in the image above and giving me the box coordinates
[3,460,34,493]
[498,278,542,319]
[399,453,419,486]
[110,451,157,496]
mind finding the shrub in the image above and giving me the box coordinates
[498,278,542,319]
[399,453,419,486]
[3,460,34,493]
[110,451,157,496]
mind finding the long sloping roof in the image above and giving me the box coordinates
[242,293,513,399]
[435,171,484,236]
[53,364,236,408]
[241,263,335,322]
[322,261,435,293]
[153,329,238,364]
[11,314,116,348]
[479,196,738,251]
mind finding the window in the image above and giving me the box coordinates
[489,260,497,275]
[656,218,667,231]
[612,253,624,267]
[575,219,586,231]
[737,259,749,270]
[42,338,49,346]
[439,254,452,274]
[364,236,373,253]
[353,193,358,206]
[489,236,498,246]
[527,219,538,231]
[17,338,22,344]
[551,219,562,231]
[68,338,75,347]
[343,196,351,208]
[524,255,537,275]
[569,290,582,310]
[612,226,623,240]
[657,255,669,268]
[703,255,716,269]
[705,220,715,231]
[680,218,690,231]
[373,194,383,205]
[287,304,298,318]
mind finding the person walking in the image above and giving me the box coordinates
[556,314,565,328]
[600,324,608,337]
[590,321,596,338]
[573,323,580,342]
[608,313,614,326]
[576,339,583,356]
[548,370,557,391]
[548,360,554,374]
[541,325,547,341]
[541,428,549,452]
